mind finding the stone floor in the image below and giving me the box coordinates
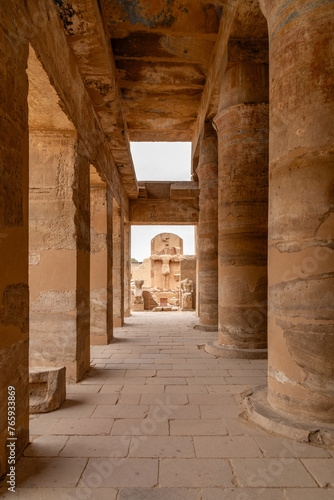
[1,311,333,499]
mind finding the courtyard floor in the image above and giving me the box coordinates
[1,311,333,499]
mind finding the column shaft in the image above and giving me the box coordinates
[214,62,269,357]
[261,0,334,422]
[196,122,219,328]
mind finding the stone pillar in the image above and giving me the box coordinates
[90,185,113,344]
[29,133,90,382]
[113,201,124,327]
[195,122,218,329]
[209,62,269,358]
[124,220,132,318]
[259,0,334,423]
[0,30,29,476]
[106,188,114,338]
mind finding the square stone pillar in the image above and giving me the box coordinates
[90,185,113,344]
[0,29,29,477]
[124,219,132,318]
[113,200,125,327]
[29,132,90,382]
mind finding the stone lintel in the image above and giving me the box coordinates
[130,182,199,224]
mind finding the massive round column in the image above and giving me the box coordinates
[212,62,269,358]
[259,0,334,423]
[196,122,219,328]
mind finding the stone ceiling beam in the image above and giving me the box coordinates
[5,0,130,217]
[53,0,138,199]
[191,0,239,172]
[130,182,199,225]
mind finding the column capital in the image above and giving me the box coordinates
[214,63,269,128]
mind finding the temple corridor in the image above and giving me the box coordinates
[1,312,333,499]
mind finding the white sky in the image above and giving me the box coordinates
[130,142,195,261]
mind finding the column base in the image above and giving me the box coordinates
[205,340,267,359]
[243,387,334,446]
[193,323,218,332]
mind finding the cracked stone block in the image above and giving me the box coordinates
[29,367,66,413]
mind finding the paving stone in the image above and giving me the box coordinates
[200,404,241,419]
[301,459,334,487]
[24,436,68,457]
[160,458,234,487]
[202,488,285,499]
[194,436,262,458]
[188,394,236,406]
[128,436,195,457]
[140,394,188,405]
[121,385,165,394]
[170,419,228,436]
[92,404,149,419]
[284,488,334,499]
[224,418,268,436]
[0,488,118,500]
[149,404,201,420]
[67,393,119,405]
[29,417,59,436]
[111,418,169,436]
[40,402,97,419]
[146,377,187,385]
[187,377,227,385]
[256,437,332,458]
[13,457,87,487]
[51,418,113,435]
[117,394,141,405]
[125,370,156,377]
[165,385,208,394]
[66,384,102,393]
[207,385,250,395]
[118,487,202,500]
[80,458,158,487]
[60,436,130,457]
[156,370,194,377]
[231,458,318,487]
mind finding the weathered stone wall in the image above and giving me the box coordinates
[0,18,29,476]
[29,132,90,382]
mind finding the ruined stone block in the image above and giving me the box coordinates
[29,367,66,413]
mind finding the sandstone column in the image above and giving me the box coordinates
[113,200,125,327]
[29,133,90,382]
[124,219,132,318]
[259,0,334,423]
[0,30,29,476]
[195,122,218,329]
[211,62,269,358]
[90,185,113,344]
